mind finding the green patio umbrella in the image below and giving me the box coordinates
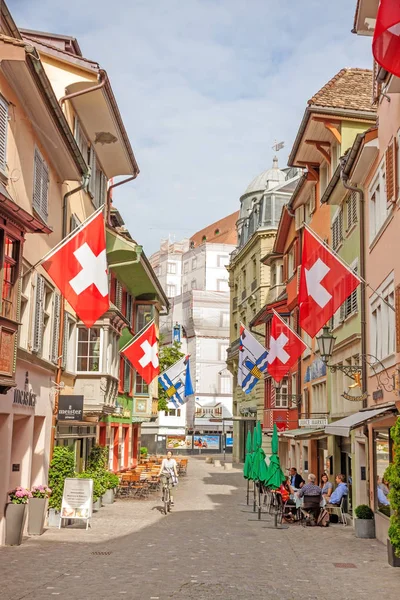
[243,430,253,479]
[250,421,268,482]
[263,423,285,490]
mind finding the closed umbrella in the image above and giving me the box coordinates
[263,423,285,490]
[243,430,253,479]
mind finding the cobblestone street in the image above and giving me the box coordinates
[0,458,399,600]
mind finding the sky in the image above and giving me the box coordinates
[12,0,372,255]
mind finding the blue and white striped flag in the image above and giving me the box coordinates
[158,355,194,408]
[238,324,268,394]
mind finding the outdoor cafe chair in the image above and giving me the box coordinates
[325,495,347,525]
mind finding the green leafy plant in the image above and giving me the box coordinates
[105,472,119,490]
[77,471,107,502]
[158,339,184,411]
[385,417,400,557]
[48,446,75,510]
[354,504,374,520]
[87,445,108,472]
[140,446,148,456]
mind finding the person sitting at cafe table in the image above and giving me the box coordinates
[377,484,390,507]
[289,467,305,489]
[320,472,333,501]
[326,474,348,507]
[297,473,322,500]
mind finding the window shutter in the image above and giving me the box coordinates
[32,274,45,353]
[347,191,358,230]
[51,293,61,363]
[89,147,96,198]
[295,206,305,230]
[386,141,396,204]
[126,293,133,325]
[124,360,131,393]
[332,209,343,250]
[283,254,288,283]
[0,96,8,173]
[62,313,69,369]
[372,60,382,103]
[115,281,123,311]
[33,149,48,221]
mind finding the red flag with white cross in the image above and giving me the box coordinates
[373,0,400,79]
[298,228,361,338]
[42,210,109,328]
[267,312,307,383]
[121,321,159,384]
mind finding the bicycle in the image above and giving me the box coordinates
[161,475,172,515]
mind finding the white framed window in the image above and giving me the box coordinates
[192,258,197,270]
[33,148,49,222]
[275,378,288,408]
[346,191,358,231]
[369,160,390,243]
[76,327,102,372]
[167,284,176,297]
[183,261,189,274]
[332,207,343,251]
[217,254,228,267]
[291,373,297,399]
[217,279,229,292]
[370,274,395,362]
[62,313,76,372]
[311,381,327,414]
[220,375,232,394]
[167,262,176,274]
[0,95,9,175]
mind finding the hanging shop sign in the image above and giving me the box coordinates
[58,395,84,421]
[342,391,369,402]
[60,477,93,529]
[299,418,328,428]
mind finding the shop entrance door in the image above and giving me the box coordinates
[341,450,352,514]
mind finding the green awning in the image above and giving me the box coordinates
[106,228,168,307]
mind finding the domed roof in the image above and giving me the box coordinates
[243,156,286,196]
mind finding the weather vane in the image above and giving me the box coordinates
[272,140,285,152]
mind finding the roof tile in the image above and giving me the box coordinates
[308,68,375,112]
[190,211,239,247]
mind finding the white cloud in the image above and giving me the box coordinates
[12,0,372,253]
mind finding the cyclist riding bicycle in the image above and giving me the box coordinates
[158,450,178,506]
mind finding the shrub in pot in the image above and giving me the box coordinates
[384,417,400,567]
[102,472,119,504]
[48,446,75,527]
[78,470,106,509]
[140,446,148,459]
[354,504,375,539]
[6,487,32,545]
[28,485,52,536]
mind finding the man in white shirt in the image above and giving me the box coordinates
[158,450,179,506]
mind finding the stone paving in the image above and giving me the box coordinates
[0,458,399,600]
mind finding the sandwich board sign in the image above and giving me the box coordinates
[60,477,93,529]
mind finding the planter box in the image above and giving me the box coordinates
[102,489,114,505]
[5,503,27,546]
[387,540,400,567]
[93,498,101,511]
[47,508,61,528]
[28,498,48,535]
[354,518,375,539]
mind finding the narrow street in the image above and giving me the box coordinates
[0,458,398,600]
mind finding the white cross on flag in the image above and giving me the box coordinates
[121,320,159,385]
[267,312,307,383]
[42,210,109,328]
[299,228,361,338]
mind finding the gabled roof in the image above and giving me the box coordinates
[190,211,239,247]
[308,68,374,112]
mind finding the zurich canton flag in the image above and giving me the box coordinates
[158,355,194,408]
[239,324,268,394]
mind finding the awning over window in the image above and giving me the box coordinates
[324,404,397,438]
[279,428,325,439]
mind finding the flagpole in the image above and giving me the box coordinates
[23,205,105,277]
[304,224,395,312]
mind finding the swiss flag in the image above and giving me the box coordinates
[299,228,360,338]
[373,0,400,79]
[121,321,159,385]
[267,312,307,383]
[42,211,109,328]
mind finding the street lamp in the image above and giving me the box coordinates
[316,326,337,365]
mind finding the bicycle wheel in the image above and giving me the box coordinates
[163,486,169,515]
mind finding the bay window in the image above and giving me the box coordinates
[135,304,154,333]
[135,373,148,395]
[1,233,19,320]
[76,327,102,372]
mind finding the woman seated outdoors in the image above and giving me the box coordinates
[277,477,296,522]
[320,472,333,502]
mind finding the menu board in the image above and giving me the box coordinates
[60,478,93,529]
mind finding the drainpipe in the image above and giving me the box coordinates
[340,166,367,409]
[106,176,138,227]
[49,177,90,461]
[59,69,107,108]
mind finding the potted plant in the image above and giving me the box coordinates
[354,504,375,539]
[48,446,75,527]
[5,487,32,545]
[102,472,119,504]
[384,417,400,567]
[28,485,52,536]
[78,470,106,510]
[86,445,108,506]
[140,446,148,461]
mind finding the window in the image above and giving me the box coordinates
[33,148,49,222]
[291,373,297,400]
[126,293,133,325]
[74,118,89,162]
[191,279,196,289]
[217,279,229,292]
[94,166,107,209]
[320,163,329,196]
[115,280,123,311]
[167,284,176,297]
[62,313,76,372]
[275,378,288,408]
[370,275,395,361]
[374,429,392,516]
[123,358,131,394]
[135,373,148,395]
[217,255,228,267]
[76,327,101,372]
[220,375,232,394]
[183,284,188,293]
[32,274,58,360]
[287,245,295,278]
[70,214,81,232]
[167,262,176,274]
[219,344,228,361]
[346,192,357,231]
[341,262,358,320]
[183,261,189,274]
[332,208,343,251]
[369,161,389,243]
[1,234,19,320]
[135,304,154,333]
[192,258,197,270]
[0,95,9,175]
[311,381,327,414]
[166,408,181,417]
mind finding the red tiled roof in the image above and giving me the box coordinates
[308,68,375,112]
[190,211,239,247]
